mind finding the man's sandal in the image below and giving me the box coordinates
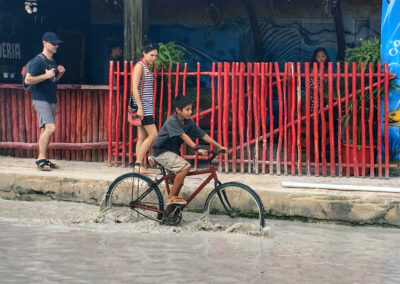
[46,160,59,169]
[35,159,52,171]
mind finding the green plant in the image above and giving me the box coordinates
[155,42,189,70]
[341,38,382,144]
[345,38,380,71]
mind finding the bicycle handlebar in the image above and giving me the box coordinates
[194,145,226,163]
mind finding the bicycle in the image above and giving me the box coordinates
[103,148,266,228]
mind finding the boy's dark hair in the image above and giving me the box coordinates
[173,95,193,110]
[142,42,159,53]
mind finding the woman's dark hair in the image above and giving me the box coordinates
[311,47,330,69]
[173,95,193,110]
[142,42,159,53]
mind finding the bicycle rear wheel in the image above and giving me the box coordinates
[104,173,164,222]
[203,182,265,228]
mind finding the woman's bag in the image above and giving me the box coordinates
[128,65,145,126]
[128,99,142,126]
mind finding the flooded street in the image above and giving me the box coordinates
[0,199,399,283]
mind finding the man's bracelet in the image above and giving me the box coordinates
[194,145,200,151]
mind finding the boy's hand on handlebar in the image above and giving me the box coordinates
[198,149,208,156]
[219,146,228,153]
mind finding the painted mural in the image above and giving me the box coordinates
[382,0,400,161]
[149,13,379,71]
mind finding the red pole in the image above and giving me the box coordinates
[114,62,121,166]
[107,61,114,166]
[337,62,343,176]
[159,66,164,129]
[269,62,274,174]
[210,63,216,153]
[167,65,172,117]
[231,62,238,173]
[253,63,260,174]
[261,62,267,174]
[121,61,128,166]
[319,62,327,176]
[351,62,359,176]
[283,63,288,175]
[360,62,366,176]
[128,61,134,163]
[246,63,253,173]
[304,63,311,175]
[328,62,335,176]
[195,62,201,169]
[183,63,187,96]
[275,62,283,175]
[313,62,319,176]
[239,62,245,173]
[175,63,180,98]
[290,63,296,175]
[217,63,223,171]
[153,63,158,119]
[223,62,230,172]
[296,62,302,175]
[368,63,375,178]
[377,62,382,177]
[384,63,390,178]
[344,62,350,176]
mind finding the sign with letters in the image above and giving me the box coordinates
[0,42,21,59]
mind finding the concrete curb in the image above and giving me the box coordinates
[0,156,399,226]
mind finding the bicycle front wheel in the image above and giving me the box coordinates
[105,173,164,222]
[203,182,265,228]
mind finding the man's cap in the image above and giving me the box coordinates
[42,32,63,45]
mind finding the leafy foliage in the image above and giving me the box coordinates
[345,38,381,71]
[155,42,189,70]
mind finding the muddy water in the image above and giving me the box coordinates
[0,199,399,283]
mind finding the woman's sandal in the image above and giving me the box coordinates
[35,159,52,171]
[46,160,59,169]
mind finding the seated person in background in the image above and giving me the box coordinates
[309,47,330,109]
[151,95,227,206]
[105,41,123,84]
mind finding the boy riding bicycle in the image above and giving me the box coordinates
[151,95,227,206]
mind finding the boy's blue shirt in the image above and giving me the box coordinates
[152,114,205,156]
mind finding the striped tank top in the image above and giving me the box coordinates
[133,61,154,117]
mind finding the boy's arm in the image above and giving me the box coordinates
[180,134,208,155]
[201,134,227,151]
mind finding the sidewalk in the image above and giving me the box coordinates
[0,156,399,226]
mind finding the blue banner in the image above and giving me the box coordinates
[381,0,400,160]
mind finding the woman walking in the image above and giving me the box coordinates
[131,43,159,173]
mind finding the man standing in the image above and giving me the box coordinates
[24,31,66,170]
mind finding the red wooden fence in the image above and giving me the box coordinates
[0,84,109,162]
[108,61,395,178]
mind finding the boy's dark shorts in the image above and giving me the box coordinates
[142,115,155,125]
[153,151,191,174]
